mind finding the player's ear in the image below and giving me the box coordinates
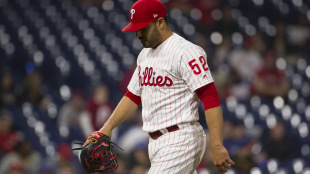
[156,17,165,30]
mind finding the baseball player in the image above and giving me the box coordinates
[83,0,234,173]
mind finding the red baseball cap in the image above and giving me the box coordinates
[122,0,167,32]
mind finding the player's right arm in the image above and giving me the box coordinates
[83,63,142,147]
[83,95,139,147]
[99,95,139,136]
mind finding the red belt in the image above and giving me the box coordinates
[149,125,179,140]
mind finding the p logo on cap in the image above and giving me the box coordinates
[122,0,167,32]
[131,9,135,19]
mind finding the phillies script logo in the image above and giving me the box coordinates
[139,66,173,87]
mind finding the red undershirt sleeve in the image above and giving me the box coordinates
[125,90,141,106]
[195,82,220,110]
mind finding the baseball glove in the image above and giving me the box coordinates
[72,131,122,173]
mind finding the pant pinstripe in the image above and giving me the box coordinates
[148,122,206,174]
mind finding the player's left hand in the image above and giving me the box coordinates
[211,145,235,173]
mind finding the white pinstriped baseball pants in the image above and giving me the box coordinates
[148,122,206,174]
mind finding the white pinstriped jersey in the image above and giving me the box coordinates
[128,33,214,132]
